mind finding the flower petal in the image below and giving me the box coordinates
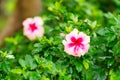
[62,28,90,57]
[34,16,43,26]
[66,28,78,42]
[78,32,90,44]
[23,16,44,40]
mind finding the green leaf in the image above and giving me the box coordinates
[75,61,82,72]
[1,62,10,73]
[88,20,97,30]
[25,55,37,69]
[41,75,50,80]
[11,68,22,74]
[109,70,120,80]
[28,72,41,80]
[83,59,89,69]
[113,42,120,55]
[30,62,37,70]
[25,55,33,65]
[19,59,26,67]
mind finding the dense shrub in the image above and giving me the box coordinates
[0,0,120,80]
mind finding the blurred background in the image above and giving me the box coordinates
[0,0,120,30]
[0,0,16,30]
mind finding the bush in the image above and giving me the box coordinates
[0,0,120,80]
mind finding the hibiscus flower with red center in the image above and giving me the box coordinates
[62,28,90,57]
[23,16,44,40]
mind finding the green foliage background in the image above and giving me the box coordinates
[0,0,120,80]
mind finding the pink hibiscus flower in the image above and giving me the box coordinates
[23,16,44,40]
[62,28,90,57]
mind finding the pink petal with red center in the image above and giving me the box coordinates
[62,28,90,57]
[77,44,90,56]
[63,41,75,55]
[33,16,43,26]
[66,28,78,42]
[78,32,90,44]
[23,16,44,40]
